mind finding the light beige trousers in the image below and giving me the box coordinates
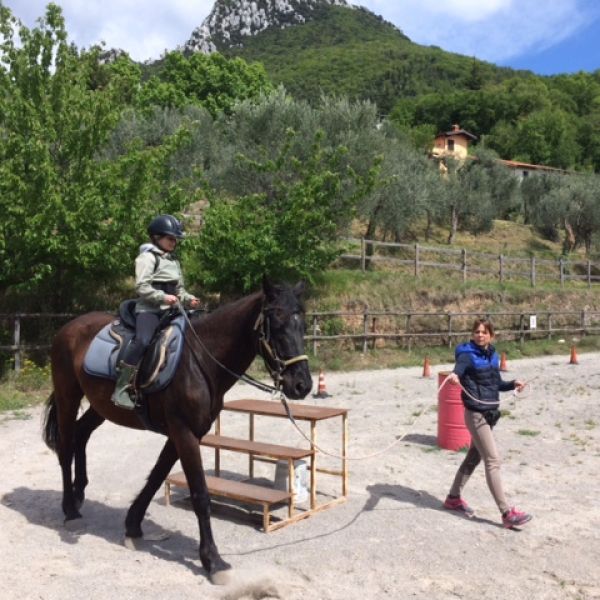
[448,409,509,514]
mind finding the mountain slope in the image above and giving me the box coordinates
[184,0,351,54]
[187,3,520,113]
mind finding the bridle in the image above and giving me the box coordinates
[178,300,308,394]
[253,308,309,389]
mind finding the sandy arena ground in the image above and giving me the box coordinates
[1,353,600,600]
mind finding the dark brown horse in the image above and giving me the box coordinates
[42,279,312,582]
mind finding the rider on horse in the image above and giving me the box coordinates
[112,214,200,409]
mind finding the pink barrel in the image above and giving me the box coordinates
[438,371,471,451]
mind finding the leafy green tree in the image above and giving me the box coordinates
[204,90,383,228]
[0,4,189,310]
[512,108,580,168]
[357,123,436,246]
[193,130,377,293]
[520,172,563,231]
[137,51,273,116]
[432,156,503,244]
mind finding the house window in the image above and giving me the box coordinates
[447,139,455,152]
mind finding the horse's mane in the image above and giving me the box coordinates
[190,290,262,334]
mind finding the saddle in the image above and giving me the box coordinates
[83,300,187,395]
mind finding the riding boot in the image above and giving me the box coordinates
[111,362,137,409]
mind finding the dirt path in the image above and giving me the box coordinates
[1,354,599,599]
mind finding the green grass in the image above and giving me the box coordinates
[516,429,541,437]
[0,360,51,415]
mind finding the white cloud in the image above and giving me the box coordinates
[361,0,591,62]
[2,0,597,64]
[3,0,214,61]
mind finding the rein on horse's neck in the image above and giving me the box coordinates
[188,291,263,388]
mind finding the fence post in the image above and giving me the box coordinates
[587,260,592,288]
[360,237,366,272]
[362,307,369,353]
[461,248,467,283]
[519,313,525,344]
[405,313,412,352]
[414,243,420,278]
[559,258,565,287]
[499,254,504,284]
[530,256,536,287]
[547,312,552,340]
[13,316,21,373]
[447,313,452,348]
[312,315,318,356]
[371,317,378,350]
[581,309,587,335]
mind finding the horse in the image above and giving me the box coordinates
[42,279,312,583]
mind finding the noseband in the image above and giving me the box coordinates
[254,310,308,388]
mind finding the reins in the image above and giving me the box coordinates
[177,302,532,462]
[279,371,534,462]
[176,301,308,396]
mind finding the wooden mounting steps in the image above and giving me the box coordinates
[165,472,291,532]
[200,434,313,461]
[165,434,315,532]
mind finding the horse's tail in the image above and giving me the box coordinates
[42,391,59,453]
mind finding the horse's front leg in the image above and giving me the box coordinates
[170,425,231,581]
[125,438,179,539]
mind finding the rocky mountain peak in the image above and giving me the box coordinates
[183,0,351,54]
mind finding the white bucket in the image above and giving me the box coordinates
[273,459,309,505]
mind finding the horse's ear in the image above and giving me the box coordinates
[292,280,306,298]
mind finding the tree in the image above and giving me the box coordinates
[137,51,273,117]
[432,157,501,244]
[193,130,377,293]
[0,4,189,310]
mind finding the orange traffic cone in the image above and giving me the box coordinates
[499,352,508,372]
[422,356,432,378]
[569,345,579,365]
[313,369,330,398]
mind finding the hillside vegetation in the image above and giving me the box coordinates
[224,6,516,114]
[222,4,600,172]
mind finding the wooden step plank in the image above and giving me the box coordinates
[166,472,291,505]
[225,398,348,420]
[200,434,312,460]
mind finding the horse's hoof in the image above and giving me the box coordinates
[124,536,142,551]
[143,531,170,542]
[64,518,86,534]
[209,568,232,586]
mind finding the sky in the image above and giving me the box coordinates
[2,0,599,75]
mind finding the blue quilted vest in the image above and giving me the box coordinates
[454,341,503,412]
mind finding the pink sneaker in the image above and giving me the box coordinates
[502,507,532,528]
[443,495,475,518]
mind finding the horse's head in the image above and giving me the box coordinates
[258,278,313,399]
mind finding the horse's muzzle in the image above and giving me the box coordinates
[283,369,312,400]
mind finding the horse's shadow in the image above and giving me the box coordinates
[363,483,499,527]
[2,487,205,575]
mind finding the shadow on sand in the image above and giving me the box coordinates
[2,487,206,576]
[364,483,500,527]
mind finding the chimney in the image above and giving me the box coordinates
[452,124,460,132]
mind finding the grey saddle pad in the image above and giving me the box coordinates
[83,315,186,394]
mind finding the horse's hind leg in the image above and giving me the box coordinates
[125,438,178,539]
[72,407,105,509]
[54,387,85,521]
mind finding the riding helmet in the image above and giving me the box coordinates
[147,214,185,239]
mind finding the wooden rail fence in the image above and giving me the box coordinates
[3,309,596,371]
[339,238,600,287]
[306,308,600,355]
